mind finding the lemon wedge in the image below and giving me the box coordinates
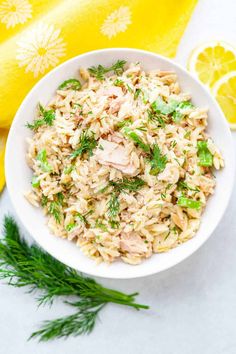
[212,71,236,130]
[188,41,236,87]
[0,129,8,193]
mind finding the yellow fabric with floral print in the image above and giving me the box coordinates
[0,0,197,191]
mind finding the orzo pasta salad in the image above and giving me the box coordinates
[25,60,224,265]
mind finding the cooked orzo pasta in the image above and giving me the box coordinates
[25,60,224,265]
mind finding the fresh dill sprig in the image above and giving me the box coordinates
[123,127,151,153]
[177,180,200,193]
[42,192,65,223]
[30,307,103,341]
[103,177,146,223]
[149,144,167,176]
[26,104,55,130]
[48,201,61,223]
[115,118,132,129]
[0,216,149,341]
[76,210,93,225]
[95,220,108,232]
[71,130,97,159]
[147,109,166,128]
[134,88,142,100]
[108,192,120,219]
[109,177,146,193]
[88,60,127,80]
[122,125,168,176]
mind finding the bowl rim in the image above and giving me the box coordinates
[5,47,235,279]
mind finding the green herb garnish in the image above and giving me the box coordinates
[134,88,142,100]
[151,98,194,123]
[172,101,194,123]
[65,223,76,232]
[41,195,48,207]
[63,165,75,174]
[48,193,64,223]
[152,97,179,115]
[177,197,201,210]
[76,210,93,225]
[109,177,146,193]
[88,60,127,80]
[109,220,120,229]
[95,220,108,232]
[114,79,124,86]
[48,202,61,223]
[58,79,81,90]
[184,131,191,139]
[36,149,52,173]
[108,192,120,219]
[126,84,133,93]
[136,125,147,132]
[41,193,64,223]
[0,216,148,341]
[197,141,213,167]
[123,127,150,153]
[147,109,166,128]
[71,130,97,159]
[177,180,200,192]
[104,177,145,222]
[149,144,167,176]
[26,104,55,130]
[31,176,40,188]
[116,119,132,129]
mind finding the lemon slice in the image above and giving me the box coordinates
[212,71,236,130]
[0,129,8,193]
[188,41,236,87]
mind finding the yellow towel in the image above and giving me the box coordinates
[0,0,197,191]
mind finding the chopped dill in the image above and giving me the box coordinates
[71,130,97,159]
[88,60,126,80]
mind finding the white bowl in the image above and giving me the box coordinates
[5,48,235,279]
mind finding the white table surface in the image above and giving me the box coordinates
[1,0,236,353]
